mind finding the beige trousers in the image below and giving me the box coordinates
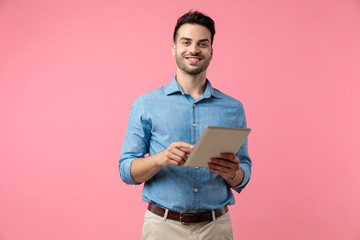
[141,210,234,240]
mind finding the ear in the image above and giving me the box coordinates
[171,43,176,57]
[210,46,213,60]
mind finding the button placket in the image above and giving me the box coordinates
[193,103,197,127]
[191,101,200,208]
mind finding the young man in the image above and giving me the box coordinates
[119,11,252,240]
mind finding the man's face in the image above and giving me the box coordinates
[172,24,213,76]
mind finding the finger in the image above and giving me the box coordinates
[171,157,185,166]
[171,148,189,161]
[211,158,240,170]
[166,153,185,166]
[208,162,232,173]
[220,154,240,164]
[166,151,185,165]
[170,142,193,156]
[180,147,192,154]
[208,165,234,179]
[219,153,237,161]
[172,142,194,151]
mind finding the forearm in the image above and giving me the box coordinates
[130,142,193,183]
[130,152,163,184]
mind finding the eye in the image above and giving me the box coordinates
[200,42,209,47]
[182,41,190,45]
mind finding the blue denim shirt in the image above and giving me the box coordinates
[119,76,252,212]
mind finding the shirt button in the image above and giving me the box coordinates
[193,104,196,107]
[194,188,198,193]
[193,123,197,127]
[194,167,198,169]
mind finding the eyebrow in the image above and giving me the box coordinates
[179,37,210,43]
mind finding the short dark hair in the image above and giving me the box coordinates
[173,11,216,45]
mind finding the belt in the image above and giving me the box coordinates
[147,203,228,224]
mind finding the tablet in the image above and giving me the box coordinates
[184,126,251,167]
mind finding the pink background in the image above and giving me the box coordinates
[1,0,360,239]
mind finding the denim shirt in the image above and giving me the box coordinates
[119,76,252,212]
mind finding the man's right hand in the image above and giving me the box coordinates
[131,142,193,183]
[156,142,194,167]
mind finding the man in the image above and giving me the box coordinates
[119,11,251,240]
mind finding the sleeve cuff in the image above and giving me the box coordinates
[231,165,251,193]
[119,158,141,185]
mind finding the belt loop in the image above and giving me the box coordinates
[211,210,216,222]
[163,208,169,221]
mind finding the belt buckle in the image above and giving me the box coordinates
[180,212,195,224]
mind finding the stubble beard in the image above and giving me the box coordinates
[176,54,211,75]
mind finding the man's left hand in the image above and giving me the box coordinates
[208,153,240,181]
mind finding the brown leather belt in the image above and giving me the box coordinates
[148,203,228,224]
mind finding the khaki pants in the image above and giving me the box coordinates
[141,210,234,240]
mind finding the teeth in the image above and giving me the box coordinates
[188,58,200,61]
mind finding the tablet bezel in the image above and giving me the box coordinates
[184,126,251,167]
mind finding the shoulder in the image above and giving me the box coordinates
[134,86,166,104]
[131,85,167,112]
[212,88,244,109]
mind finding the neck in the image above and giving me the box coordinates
[176,70,207,101]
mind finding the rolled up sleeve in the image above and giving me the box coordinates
[231,104,252,193]
[119,96,151,185]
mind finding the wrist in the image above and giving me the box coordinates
[157,154,167,168]
[226,173,236,181]
[226,168,244,187]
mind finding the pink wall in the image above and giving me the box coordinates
[1,0,359,239]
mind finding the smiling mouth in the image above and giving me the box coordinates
[185,57,202,64]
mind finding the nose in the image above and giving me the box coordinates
[189,44,200,55]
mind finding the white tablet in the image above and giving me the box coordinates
[184,126,251,167]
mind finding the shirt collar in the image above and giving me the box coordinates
[164,76,222,99]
